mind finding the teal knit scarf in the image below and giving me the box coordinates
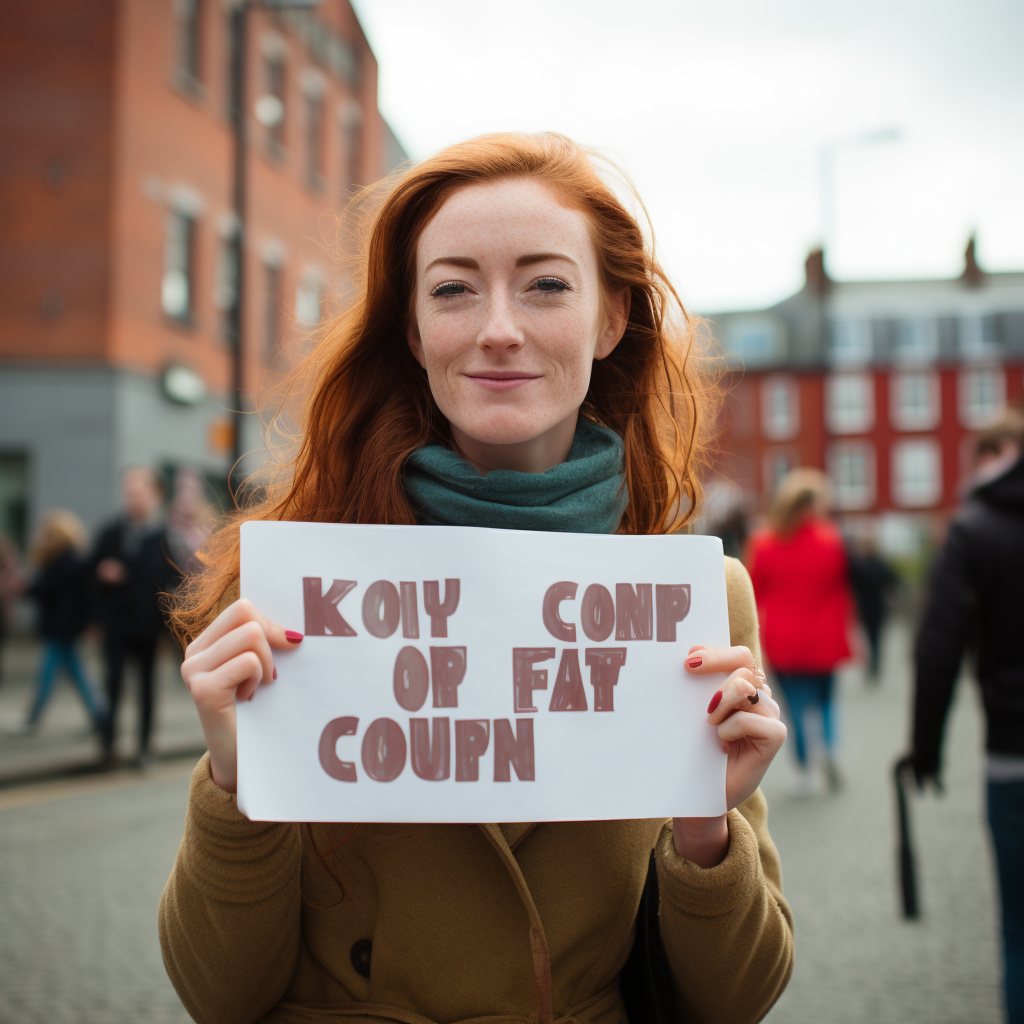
[403,418,628,534]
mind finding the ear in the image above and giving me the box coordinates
[406,316,426,369]
[594,286,630,360]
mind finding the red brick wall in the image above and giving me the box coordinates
[0,0,117,361]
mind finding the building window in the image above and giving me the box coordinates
[760,375,799,441]
[890,371,939,432]
[727,319,779,368]
[213,216,240,344]
[829,319,872,366]
[162,210,194,322]
[295,271,324,326]
[896,318,938,364]
[264,261,282,359]
[0,452,29,551]
[826,373,874,435]
[959,367,1006,429]
[338,98,363,195]
[305,94,325,190]
[262,52,286,158]
[959,315,998,359]
[762,449,798,496]
[891,439,942,508]
[174,0,203,94]
[828,442,875,511]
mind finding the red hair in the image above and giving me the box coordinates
[169,133,718,646]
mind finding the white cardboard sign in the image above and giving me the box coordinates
[237,522,730,822]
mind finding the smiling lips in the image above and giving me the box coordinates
[465,371,541,391]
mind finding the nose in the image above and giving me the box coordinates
[476,291,524,354]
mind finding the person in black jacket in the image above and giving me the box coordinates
[911,408,1024,1024]
[20,510,105,731]
[848,535,897,681]
[92,466,179,767]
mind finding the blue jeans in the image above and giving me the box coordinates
[776,672,836,766]
[27,639,105,727]
[989,779,1024,1024]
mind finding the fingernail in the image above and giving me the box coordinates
[285,630,303,643]
[748,692,760,705]
[272,667,277,680]
[687,656,703,669]
[707,690,723,714]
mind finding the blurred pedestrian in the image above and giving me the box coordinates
[0,531,22,687]
[92,467,179,768]
[910,408,1024,1024]
[165,467,215,579]
[18,511,104,733]
[847,534,897,682]
[748,468,853,796]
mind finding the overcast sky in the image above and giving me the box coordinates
[350,0,1024,312]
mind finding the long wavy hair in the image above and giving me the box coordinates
[169,133,718,646]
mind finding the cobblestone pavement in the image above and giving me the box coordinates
[0,620,1005,1023]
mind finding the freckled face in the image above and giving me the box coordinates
[408,178,624,452]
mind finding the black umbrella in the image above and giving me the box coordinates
[893,755,920,920]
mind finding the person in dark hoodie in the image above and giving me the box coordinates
[20,510,105,732]
[93,466,179,768]
[911,406,1024,1024]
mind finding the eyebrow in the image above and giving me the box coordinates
[423,252,579,274]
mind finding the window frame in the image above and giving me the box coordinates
[161,209,196,325]
[891,438,943,509]
[760,374,800,442]
[827,441,876,512]
[826,372,875,435]
[889,370,940,432]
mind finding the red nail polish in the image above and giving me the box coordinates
[708,690,723,714]
[687,656,703,669]
[272,667,277,680]
[285,630,303,643]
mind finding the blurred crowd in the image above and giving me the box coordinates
[0,466,215,769]
[704,404,1024,1023]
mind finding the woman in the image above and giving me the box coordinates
[161,134,792,1024]
[748,469,852,796]
[23,510,105,732]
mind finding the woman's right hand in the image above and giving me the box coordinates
[181,599,302,793]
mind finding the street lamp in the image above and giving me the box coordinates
[226,0,320,497]
[818,126,903,276]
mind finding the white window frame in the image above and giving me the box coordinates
[826,373,874,435]
[959,315,998,360]
[762,448,799,496]
[827,441,876,512]
[891,439,942,509]
[958,367,1006,429]
[895,318,938,365]
[829,319,873,367]
[295,270,325,326]
[890,370,940,432]
[760,374,800,441]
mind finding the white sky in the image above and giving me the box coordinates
[350,0,1024,313]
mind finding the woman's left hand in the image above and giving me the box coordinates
[671,645,786,868]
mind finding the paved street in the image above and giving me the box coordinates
[0,619,1004,1024]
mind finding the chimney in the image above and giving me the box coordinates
[962,235,983,287]
[805,248,831,296]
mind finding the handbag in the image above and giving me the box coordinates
[619,851,679,1023]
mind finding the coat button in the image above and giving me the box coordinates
[351,939,372,979]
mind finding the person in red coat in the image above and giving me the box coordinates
[748,469,852,795]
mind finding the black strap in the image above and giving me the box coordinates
[620,851,678,1023]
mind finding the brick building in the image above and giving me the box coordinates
[706,242,1024,556]
[0,0,407,547]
